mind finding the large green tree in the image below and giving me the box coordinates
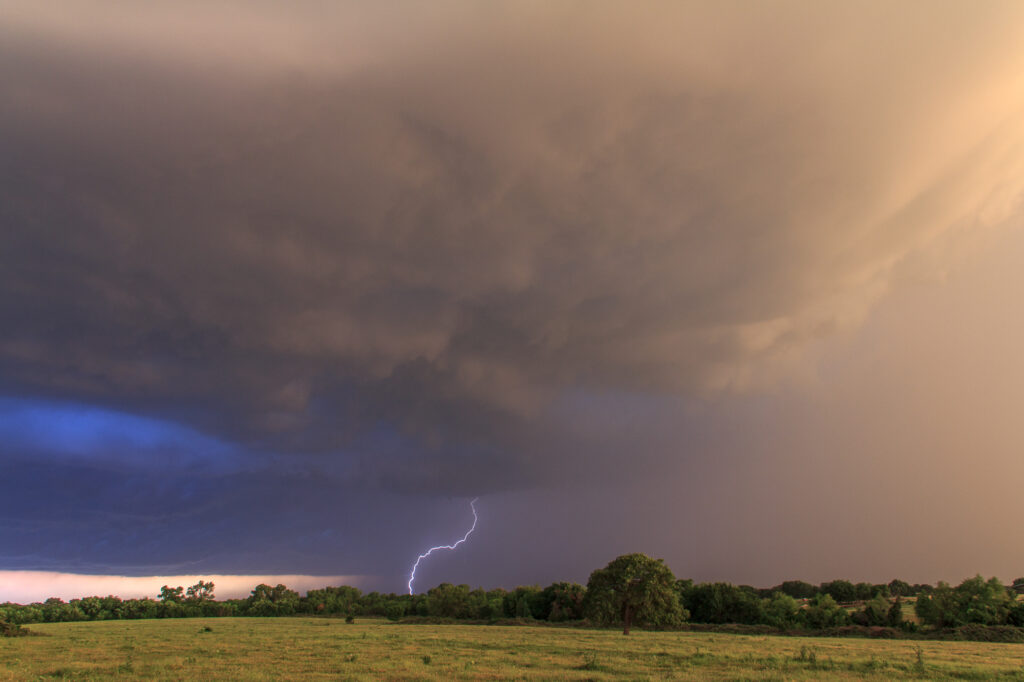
[583,553,686,635]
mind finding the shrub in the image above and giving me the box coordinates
[803,594,850,629]
[0,619,30,637]
[949,625,1024,643]
[1005,601,1024,627]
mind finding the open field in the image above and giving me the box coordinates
[3,618,1024,680]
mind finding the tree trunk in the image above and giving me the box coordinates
[623,603,632,635]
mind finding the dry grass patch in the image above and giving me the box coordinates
[1,618,1023,680]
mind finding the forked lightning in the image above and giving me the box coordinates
[407,497,479,594]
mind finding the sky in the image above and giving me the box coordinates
[2,1,1024,603]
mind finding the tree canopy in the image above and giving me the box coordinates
[583,553,686,634]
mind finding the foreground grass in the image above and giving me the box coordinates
[3,618,1024,680]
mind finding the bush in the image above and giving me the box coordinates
[682,582,764,625]
[855,594,891,627]
[1005,601,1024,627]
[866,626,900,638]
[0,619,30,637]
[803,594,850,629]
[948,625,1024,643]
[887,596,904,627]
[763,592,801,628]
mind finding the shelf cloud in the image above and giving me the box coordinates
[2,1,1024,585]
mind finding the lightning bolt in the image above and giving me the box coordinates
[407,497,479,595]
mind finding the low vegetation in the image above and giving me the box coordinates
[0,619,30,638]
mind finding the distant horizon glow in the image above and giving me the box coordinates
[0,572,370,605]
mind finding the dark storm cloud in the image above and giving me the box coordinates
[0,456,410,576]
[3,1,1024,580]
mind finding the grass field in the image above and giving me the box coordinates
[3,617,1024,680]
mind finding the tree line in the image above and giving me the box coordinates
[3,554,1024,636]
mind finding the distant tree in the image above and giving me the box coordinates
[121,598,158,620]
[888,579,912,597]
[915,576,1010,628]
[1006,601,1024,627]
[888,596,904,627]
[855,594,891,626]
[247,584,300,616]
[158,586,184,603]
[384,602,406,621]
[305,585,360,615]
[583,553,686,635]
[41,598,82,623]
[683,582,765,625]
[426,583,471,619]
[819,580,856,603]
[186,580,215,602]
[484,589,506,620]
[357,591,385,616]
[956,576,1011,625]
[803,594,850,629]
[76,597,105,620]
[540,582,586,622]
[913,584,946,626]
[854,582,878,601]
[249,584,274,602]
[774,581,816,600]
[465,588,489,619]
[502,586,544,619]
[763,592,801,629]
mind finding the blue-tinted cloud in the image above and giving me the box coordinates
[0,397,240,471]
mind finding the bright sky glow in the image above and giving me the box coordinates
[0,572,368,604]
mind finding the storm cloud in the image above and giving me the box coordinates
[2,1,1024,585]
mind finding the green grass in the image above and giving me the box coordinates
[3,617,1024,679]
